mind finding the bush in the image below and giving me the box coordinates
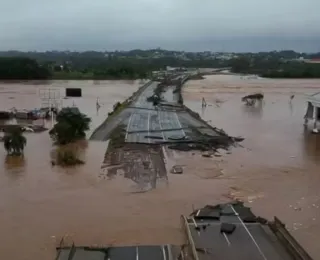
[109,126,126,149]
[55,148,84,166]
[113,102,122,111]
[49,107,91,145]
[146,94,161,105]
[3,127,27,156]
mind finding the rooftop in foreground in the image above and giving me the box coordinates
[55,202,313,260]
[183,202,313,260]
[56,245,181,260]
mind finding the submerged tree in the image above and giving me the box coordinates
[3,127,27,156]
[55,147,84,166]
[49,107,91,145]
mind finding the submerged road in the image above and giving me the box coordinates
[91,75,224,142]
[125,81,185,143]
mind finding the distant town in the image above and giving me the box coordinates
[1,48,320,61]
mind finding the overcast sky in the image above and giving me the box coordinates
[1,0,319,52]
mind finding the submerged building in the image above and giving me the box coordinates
[305,92,320,133]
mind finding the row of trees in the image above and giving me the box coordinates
[0,57,51,79]
[3,107,91,167]
[2,54,320,80]
[230,56,320,78]
[47,56,229,79]
[260,63,320,78]
[0,57,152,80]
[0,54,233,80]
[91,66,148,79]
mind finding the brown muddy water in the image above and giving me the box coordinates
[0,77,320,259]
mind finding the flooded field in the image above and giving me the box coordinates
[0,77,320,259]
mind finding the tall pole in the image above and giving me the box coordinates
[313,106,318,133]
[51,104,54,126]
[50,101,54,127]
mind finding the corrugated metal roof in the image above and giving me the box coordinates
[307,92,320,106]
[310,92,320,99]
[56,245,178,260]
[183,202,310,260]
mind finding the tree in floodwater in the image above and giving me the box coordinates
[3,127,27,156]
[49,107,91,145]
[54,146,84,166]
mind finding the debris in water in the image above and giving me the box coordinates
[242,93,264,106]
[145,135,163,140]
[168,135,187,141]
[202,152,212,158]
[233,136,245,142]
[196,247,209,254]
[171,165,183,174]
[220,223,236,234]
[168,134,240,152]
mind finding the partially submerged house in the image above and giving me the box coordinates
[305,92,320,133]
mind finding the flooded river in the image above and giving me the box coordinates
[0,77,320,259]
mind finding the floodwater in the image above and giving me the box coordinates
[182,75,320,258]
[0,77,319,259]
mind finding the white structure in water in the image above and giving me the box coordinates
[304,92,320,133]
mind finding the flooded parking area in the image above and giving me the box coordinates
[0,77,320,259]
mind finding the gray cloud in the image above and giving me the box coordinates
[1,0,319,52]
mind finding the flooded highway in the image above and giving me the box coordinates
[0,76,320,259]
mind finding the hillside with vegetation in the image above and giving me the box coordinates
[1,49,320,79]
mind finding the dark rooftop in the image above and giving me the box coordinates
[183,202,313,260]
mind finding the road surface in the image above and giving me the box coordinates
[125,82,186,143]
[91,76,226,143]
